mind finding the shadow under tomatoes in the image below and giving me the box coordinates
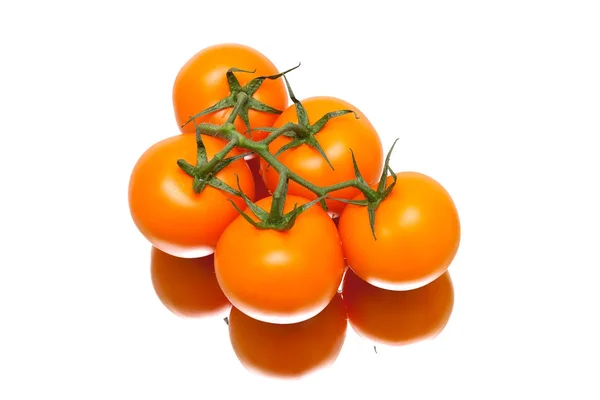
[228,293,347,379]
[342,268,454,347]
[150,246,231,318]
[246,155,271,201]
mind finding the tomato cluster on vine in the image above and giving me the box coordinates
[129,43,461,378]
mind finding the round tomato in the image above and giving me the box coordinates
[338,172,460,290]
[150,247,230,318]
[342,268,454,346]
[172,43,288,140]
[128,134,255,258]
[214,195,345,324]
[228,293,347,378]
[260,96,383,217]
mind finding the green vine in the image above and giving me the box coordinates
[179,66,398,238]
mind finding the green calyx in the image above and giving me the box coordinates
[174,63,401,236]
[180,65,300,135]
[177,123,246,195]
[266,76,359,170]
[330,139,399,240]
[228,174,326,231]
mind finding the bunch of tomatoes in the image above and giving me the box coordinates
[128,43,461,378]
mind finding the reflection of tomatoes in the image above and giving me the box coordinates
[128,134,255,258]
[172,43,288,140]
[228,293,347,378]
[215,195,345,324]
[150,247,230,318]
[246,155,271,201]
[342,268,454,346]
[339,172,460,290]
[260,96,383,216]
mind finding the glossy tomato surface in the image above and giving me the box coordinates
[260,96,383,216]
[339,172,460,290]
[214,195,345,324]
[128,134,255,258]
[173,43,288,140]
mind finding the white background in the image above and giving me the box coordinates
[1,0,599,398]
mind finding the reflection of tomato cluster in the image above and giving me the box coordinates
[129,43,461,379]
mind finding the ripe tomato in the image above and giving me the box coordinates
[338,172,460,291]
[342,268,454,346]
[150,247,230,318]
[260,96,383,216]
[128,134,255,258]
[228,293,347,378]
[214,195,345,324]
[172,43,288,140]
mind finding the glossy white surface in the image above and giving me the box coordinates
[1,0,599,399]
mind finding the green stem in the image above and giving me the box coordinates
[176,64,395,234]
[200,138,238,174]
[197,122,379,202]
[268,172,288,223]
[260,123,309,145]
[227,92,249,124]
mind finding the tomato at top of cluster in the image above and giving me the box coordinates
[259,96,383,217]
[214,195,346,325]
[338,172,461,291]
[172,43,288,141]
[128,134,255,259]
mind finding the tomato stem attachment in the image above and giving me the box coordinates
[176,124,245,196]
[227,174,326,231]
[176,65,400,235]
[268,172,289,224]
[196,122,400,232]
[266,76,360,170]
[180,64,300,135]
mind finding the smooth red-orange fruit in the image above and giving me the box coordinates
[260,96,383,216]
[129,134,255,258]
[339,172,460,290]
[173,43,288,140]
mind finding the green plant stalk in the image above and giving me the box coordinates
[180,80,394,236]
[213,122,379,203]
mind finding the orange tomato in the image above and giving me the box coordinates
[228,293,347,378]
[150,247,230,318]
[342,268,454,346]
[214,195,345,324]
[128,134,255,258]
[172,43,288,140]
[338,172,460,290]
[260,96,383,217]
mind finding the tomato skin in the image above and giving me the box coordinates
[338,172,460,290]
[214,195,346,324]
[172,43,288,140]
[228,293,347,378]
[150,247,230,318]
[128,134,255,258]
[260,96,383,216]
[342,268,454,346]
